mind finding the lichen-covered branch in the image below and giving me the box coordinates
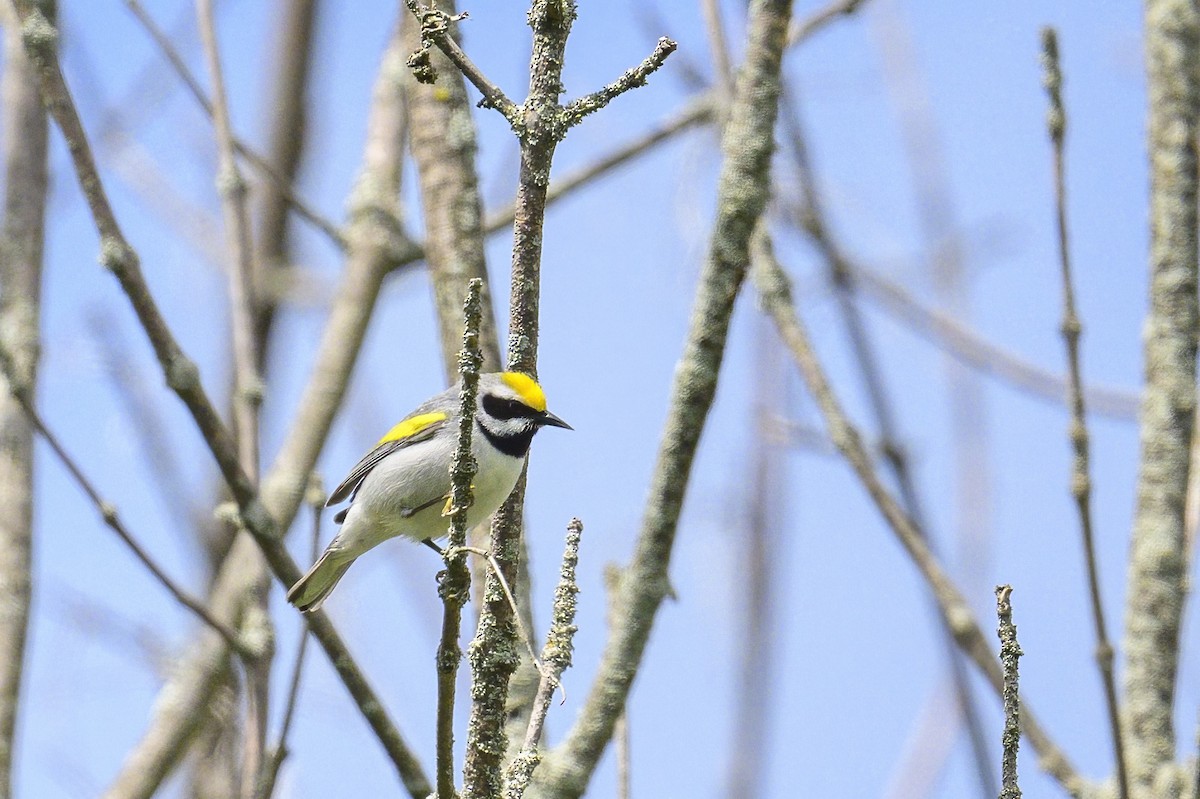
[0,4,48,792]
[996,585,1022,799]
[503,518,583,799]
[435,279,484,798]
[1123,1,1200,795]
[560,37,677,128]
[458,1,581,789]
[530,2,790,796]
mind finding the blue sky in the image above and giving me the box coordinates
[2,1,1185,797]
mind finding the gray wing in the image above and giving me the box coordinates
[326,415,448,507]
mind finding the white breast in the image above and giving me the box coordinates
[331,427,526,558]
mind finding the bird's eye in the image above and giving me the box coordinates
[482,394,531,420]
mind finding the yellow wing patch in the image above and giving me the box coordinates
[500,372,547,412]
[377,412,447,446]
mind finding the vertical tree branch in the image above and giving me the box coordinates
[435,278,484,799]
[459,3,577,795]
[1123,1,1200,795]
[996,585,1022,799]
[502,518,583,799]
[0,2,50,794]
[531,2,790,795]
[724,313,785,799]
[1040,27,1129,799]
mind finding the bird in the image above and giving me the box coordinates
[287,371,571,612]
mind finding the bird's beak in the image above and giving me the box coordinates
[537,410,573,430]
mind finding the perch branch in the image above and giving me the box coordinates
[435,278,484,799]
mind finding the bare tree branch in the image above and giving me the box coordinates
[0,357,253,659]
[751,229,1088,797]
[1040,27,1129,799]
[252,0,322,368]
[7,5,431,794]
[778,88,996,797]
[122,0,346,250]
[531,1,790,795]
[194,2,272,791]
[401,3,501,380]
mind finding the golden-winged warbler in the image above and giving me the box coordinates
[287,371,571,612]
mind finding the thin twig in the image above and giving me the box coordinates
[786,0,864,46]
[403,1,520,122]
[435,278,484,799]
[842,255,1140,420]
[502,518,583,799]
[1041,27,1129,799]
[10,5,432,792]
[454,546,545,676]
[121,0,346,249]
[196,0,262,482]
[751,230,1087,797]
[481,93,714,239]
[561,37,678,129]
[0,345,252,659]
[996,585,1022,799]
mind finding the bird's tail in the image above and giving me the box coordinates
[287,550,354,613]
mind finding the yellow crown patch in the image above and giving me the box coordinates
[500,372,547,412]
[377,412,447,445]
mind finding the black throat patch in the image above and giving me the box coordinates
[476,418,535,458]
